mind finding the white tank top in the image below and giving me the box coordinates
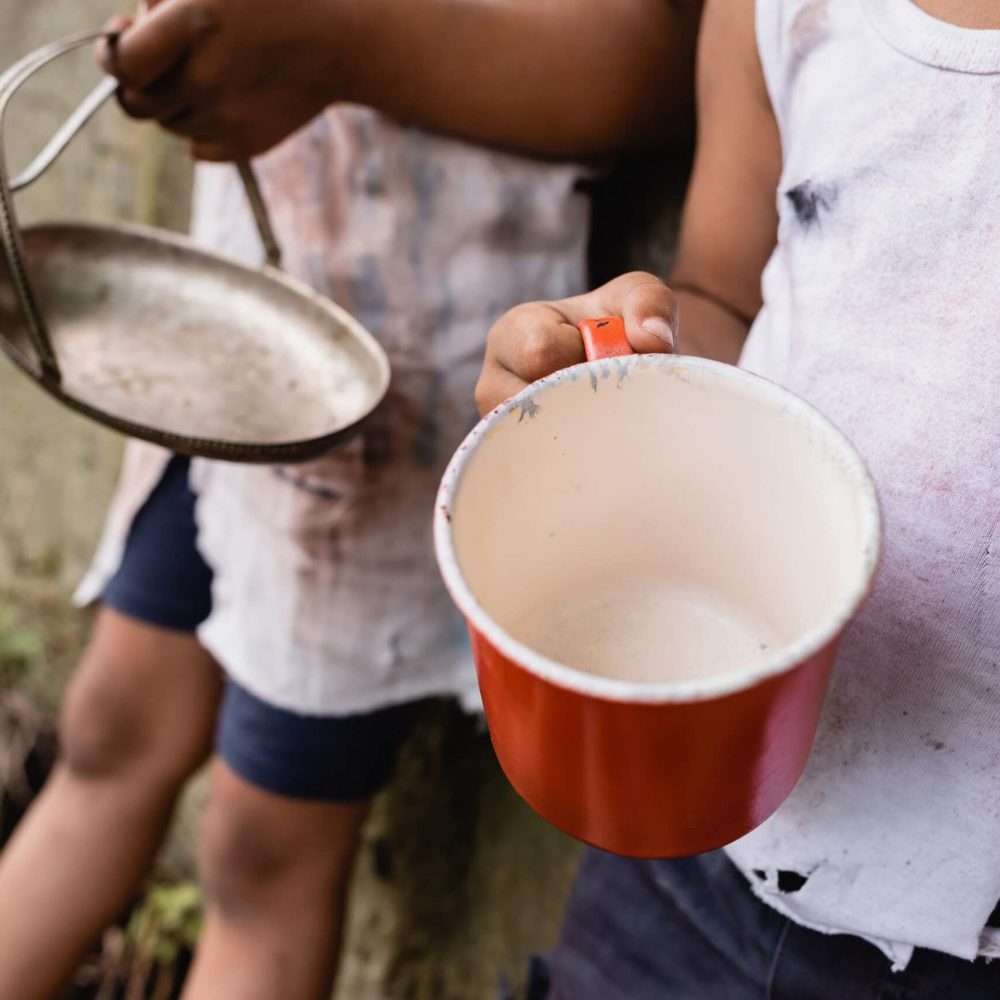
[76,107,589,715]
[724,0,1000,970]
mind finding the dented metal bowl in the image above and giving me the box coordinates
[0,33,389,463]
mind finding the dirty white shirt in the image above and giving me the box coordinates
[78,105,589,715]
[723,0,1000,970]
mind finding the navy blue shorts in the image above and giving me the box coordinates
[525,849,1000,1000]
[102,455,420,802]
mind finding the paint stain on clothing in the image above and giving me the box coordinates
[786,180,839,229]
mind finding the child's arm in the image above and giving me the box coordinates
[101,0,702,162]
[476,0,783,413]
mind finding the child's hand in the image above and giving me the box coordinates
[97,0,701,162]
[98,0,344,160]
[476,272,678,416]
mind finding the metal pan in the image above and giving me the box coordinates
[0,32,390,463]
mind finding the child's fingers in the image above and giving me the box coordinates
[189,139,233,162]
[568,272,679,354]
[95,15,134,69]
[476,302,585,414]
[107,0,217,89]
[489,303,587,382]
[117,70,196,123]
[147,104,224,142]
[476,276,679,416]
[475,363,529,416]
[622,279,679,354]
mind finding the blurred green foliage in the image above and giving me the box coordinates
[126,882,203,968]
[0,600,44,684]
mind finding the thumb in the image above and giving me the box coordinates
[106,0,217,88]
[96,15,133,68]
[621,277,679,354]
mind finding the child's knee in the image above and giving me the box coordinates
[60,661,153,781]
[198,807,291,914]
[197,784,358,917]
[60,650,202,787]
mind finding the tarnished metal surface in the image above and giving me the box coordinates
[0,32,390,464]
[0,222,390,461]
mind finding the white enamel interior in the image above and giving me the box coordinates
[435,355,881,702]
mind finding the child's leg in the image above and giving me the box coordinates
[0,609,221,1000]
[182,761,367,1000]
[180,682,422,1000]
[0,454,220,999]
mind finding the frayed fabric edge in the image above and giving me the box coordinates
[735,865,916,972]
[978,927,1000,962]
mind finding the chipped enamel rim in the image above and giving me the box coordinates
[434,354,882,704]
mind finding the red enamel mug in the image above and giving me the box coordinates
[434,318,881,857]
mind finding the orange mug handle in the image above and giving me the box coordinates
[578,317,635,362]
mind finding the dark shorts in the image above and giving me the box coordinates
[102,455,420,802]
[528,849,1000,1000]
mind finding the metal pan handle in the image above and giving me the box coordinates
[9,74,118,196]
[0,31,284,384]
[236,160,282,269]
[0,33,100,383]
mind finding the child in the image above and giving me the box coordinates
[478,0,1000,995]
[0,2,702,999]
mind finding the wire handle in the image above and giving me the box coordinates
[0,30,285,384]
[237,160,282,269]
[9,75,118,195]
[0,34,97,383]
